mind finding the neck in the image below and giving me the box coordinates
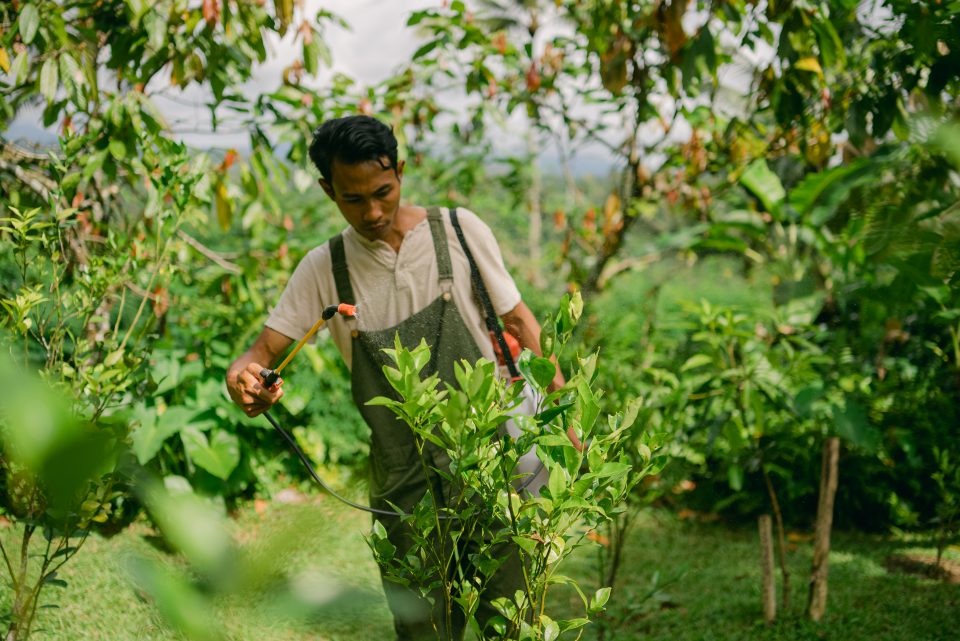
[383,206,426,252]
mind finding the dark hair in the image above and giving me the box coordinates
[308,115,399,183]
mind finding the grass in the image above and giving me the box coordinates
[574,512,959,641]
[0,497,393,641]
[1,502,956,641]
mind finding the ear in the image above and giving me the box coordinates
[396,159,405,181]
[319,179,335,200]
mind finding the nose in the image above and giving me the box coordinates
[363,201,383,222]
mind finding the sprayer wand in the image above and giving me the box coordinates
[259,303,357,390]
[258,302,414,518]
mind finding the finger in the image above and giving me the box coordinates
[242,398,272,416]
[238,392,262,406]
[245,362,266,377]
[238,371,276,402]
[244,405,266,418]
[246,385,284,407]
[249,381,283,404]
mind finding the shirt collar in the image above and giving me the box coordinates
[342,219,430,252]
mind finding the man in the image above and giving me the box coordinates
[226,115,561,640]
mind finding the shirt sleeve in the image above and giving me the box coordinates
[265,245,328,341]
[454,208,522,316]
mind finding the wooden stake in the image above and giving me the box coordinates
[759,514,776,624]
[808,437,841,622]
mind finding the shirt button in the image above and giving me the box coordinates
[351,330,359,338]
[442,292,452,301]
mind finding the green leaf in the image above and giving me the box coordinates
[811,17,844,69]
[558,617,591,632]
[40,57,59,102]
[568,290,584,322]
[788,158,879,224]
[135,94,170,130]
[108,138,127,160]
[131,406,199,464]
[793,57,822,74]
[145,11,166,51]
[59,52,81,88]
[412,39,440,60]
[303,38,320,75]
[577,379,601,434]
[616,397,642,435]
[181,428,240,480]
[727,464,744,491]
[518,351,556,391]
[511,535,538,554]
[19,4,40,44]
[535,402,573,426]
[740,159,785,216]
[681,354,713,372]
[932,122,960,170]
[11,50,29,84]
[214,180,232,230]
[539,320,556,357]
[548,464,566,500]
[542,615,559,641]
[832,401,880,451]
[589,586,611,612]
[537,434,578,447]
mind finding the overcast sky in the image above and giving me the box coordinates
[161,0,441,148]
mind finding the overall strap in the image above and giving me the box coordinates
[427,207,454,289]
[328,233,356,305]
[449,208,521,380]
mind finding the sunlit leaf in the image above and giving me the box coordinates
[740,159,785,215]
[181,428,240,480]
[215,180,232,230]
[19,4,40,44]
[794,57,823,75]
[40,57,59,102]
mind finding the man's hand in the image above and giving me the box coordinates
[226,327,293,418]
[227,362,284,417]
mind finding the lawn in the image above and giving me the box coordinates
[1,496,956,641]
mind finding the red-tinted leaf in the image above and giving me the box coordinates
[202,0,220,27]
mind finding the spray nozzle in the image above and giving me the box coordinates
[322,303,358,320]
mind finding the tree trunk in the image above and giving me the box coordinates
[807,437,840,622]
[762,467,791,611]
[759,514,777,624]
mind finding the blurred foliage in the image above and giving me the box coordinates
[0,353,130,640]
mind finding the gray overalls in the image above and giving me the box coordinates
[329,207,523,641]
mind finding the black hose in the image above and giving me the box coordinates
[264,409,406,518]
[264,410,545,519]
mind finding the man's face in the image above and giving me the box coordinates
[320,157,404,243]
